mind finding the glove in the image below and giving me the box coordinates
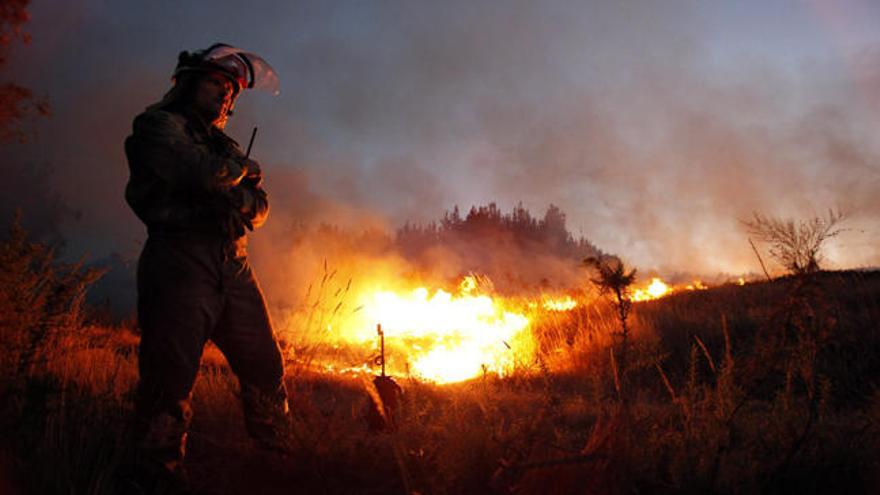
[221,209,252,239]
[242,159,262,183]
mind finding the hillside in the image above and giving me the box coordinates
[1,255,878,493]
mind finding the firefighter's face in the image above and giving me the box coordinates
[194,71,235,126]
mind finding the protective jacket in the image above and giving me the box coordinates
[125,107,268,247]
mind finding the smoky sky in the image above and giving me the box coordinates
[3,0,880,276]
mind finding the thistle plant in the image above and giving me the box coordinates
[584,256,636,402]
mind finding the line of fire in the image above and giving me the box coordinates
[312,272,737,386]
[266,203,753,393]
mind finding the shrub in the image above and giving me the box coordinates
[0,211,103,388]
[742,210,845,275]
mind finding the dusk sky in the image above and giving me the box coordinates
[4,0,880,277]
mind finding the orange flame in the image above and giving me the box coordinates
[631,277,671,301]
[310,272,748,383]
[543,295,578,311]
[338,276,533,383]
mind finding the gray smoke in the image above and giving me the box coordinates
[2,0,878,319]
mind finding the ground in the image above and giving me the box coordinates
[1,271,879,494]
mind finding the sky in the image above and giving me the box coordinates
[3,0,880,282]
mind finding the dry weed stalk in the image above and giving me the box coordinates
[280,258,354,378]
[693,334,717,375]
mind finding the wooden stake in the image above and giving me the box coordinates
[748,237,772,281]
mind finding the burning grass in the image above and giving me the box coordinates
[273,268,737,387]
[1,218,879,493]
[273,267,584,385]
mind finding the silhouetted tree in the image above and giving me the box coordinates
[397,202,601,259]
[540,203,569,248]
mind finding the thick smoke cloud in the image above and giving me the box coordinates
[2,0,879,317]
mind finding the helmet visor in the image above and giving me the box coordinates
[203,45,280,96]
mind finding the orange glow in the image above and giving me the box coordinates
[630,277,720,302]
[542,295,577,311]
[335,276,534,383]
[685,280,708,291]
[299,271,747,383]
[631,277,671,301]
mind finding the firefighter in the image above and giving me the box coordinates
[123,43,287,488]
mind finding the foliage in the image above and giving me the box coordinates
[0,81,49,141]
[0,211,103,383]
[743,209,845,275]
[0,0,30,59]
[0,0,49,143]
[584,256,637,402]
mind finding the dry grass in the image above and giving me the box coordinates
[1,218,879,494]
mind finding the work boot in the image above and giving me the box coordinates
[122,407,192,494]
[241,382,291,453]
[116,458,191,495]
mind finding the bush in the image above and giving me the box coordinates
[742,210,845,275]
[0,211,103,389]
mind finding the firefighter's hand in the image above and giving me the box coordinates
[242,159,262,180]
[222,209,253,238]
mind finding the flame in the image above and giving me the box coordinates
[629,277,717,302]
[631,277,671,301]
[341,277,532,383]
[543,296,578,311]
[459,275,478,293]
[306,271,751,383]
[685,280,708,291]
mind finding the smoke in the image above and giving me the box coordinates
[248,168,598,319]
[254,0,880,274]
[2,0,879,319]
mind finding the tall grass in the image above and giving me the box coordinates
[1,215,879,493]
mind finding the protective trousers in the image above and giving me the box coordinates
[133,232,288,472]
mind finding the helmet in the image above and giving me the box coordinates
[174,43,280,96]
